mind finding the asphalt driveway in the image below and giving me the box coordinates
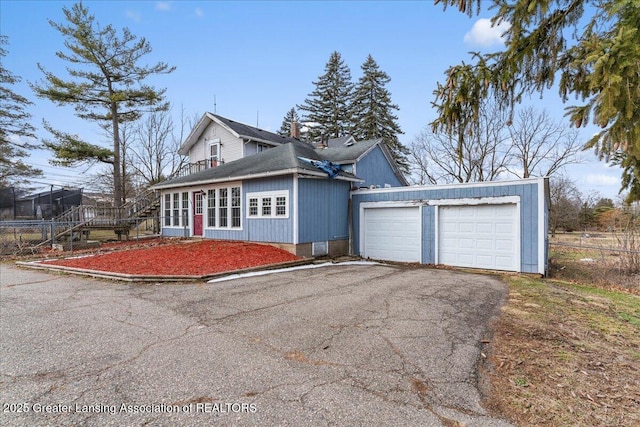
[1,262,512,426]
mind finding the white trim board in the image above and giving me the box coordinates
[352,177,546,195]
[428,196,520,206]
[153,168,362,190]
[537,179,548,275]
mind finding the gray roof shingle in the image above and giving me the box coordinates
[154,140,361,189]
[319,138,380,163]
[212,114,299,145]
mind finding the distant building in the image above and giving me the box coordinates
[13,188,84,220]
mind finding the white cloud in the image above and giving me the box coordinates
[584,174,620,186]
[194,7,204,18]
[155,2,172,12]
[464,18,511,47]
[125,10,141,23]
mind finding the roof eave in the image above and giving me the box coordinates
[375,141,409,186]
[177,112,241,155]
[151,168,362,190]
[240,136,285,146]
[353,138,383,162]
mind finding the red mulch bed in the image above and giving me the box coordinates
[42,240,300,276]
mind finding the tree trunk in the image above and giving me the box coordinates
[111,102,123,211]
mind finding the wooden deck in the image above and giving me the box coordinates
[35,190,161,246]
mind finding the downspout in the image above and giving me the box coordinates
[348,193,353,255]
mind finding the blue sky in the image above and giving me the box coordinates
[1,0,623,200]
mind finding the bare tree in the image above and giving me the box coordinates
[409,101,511,184]
[548,175,581,236]
[410,104,581,185]
[128,106,193,186]
[506,107,582,178]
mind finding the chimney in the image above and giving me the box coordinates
[290,120,300,139]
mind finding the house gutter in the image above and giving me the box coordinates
[351,176,546,194]
[239,135,287,146]
[151,168,363,190]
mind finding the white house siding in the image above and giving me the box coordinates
[188,122,244,165]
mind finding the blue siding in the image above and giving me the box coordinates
[298,178,351,243]
[422,206,436,264]
[203,176,294,243]
[244,142,258,156]
[162,228,189,238]
[355,145,403,188]
[352,181,546,273]
[243,141,273,157]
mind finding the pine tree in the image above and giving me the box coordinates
[298,51,354,141]
[32,2,175,207]
[351,54,408,173]
[277,107,299,137]
[433,0,640,200]
[0,36,41,187]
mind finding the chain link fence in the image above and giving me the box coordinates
[0,217,159,256]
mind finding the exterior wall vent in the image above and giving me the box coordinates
[312,241,329,256]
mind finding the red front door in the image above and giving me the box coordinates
[193,191,203,236]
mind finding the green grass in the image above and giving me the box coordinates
[505,275,640,354]
[491,274,640,426]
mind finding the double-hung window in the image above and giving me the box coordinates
[231,187,241,228]
[181,192,189,226]
[207,189,216,227]
[218,188,228,227]
[172,193,180,226]
[276,196,287,216]
[248,197,258,217]
[203,184,241,229]
[262,198,272,216]
[164,194,171,226]
[209,138,221,167]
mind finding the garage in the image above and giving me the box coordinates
[438,204,518,271]
[352,178,548,275]
[362,206,421,262]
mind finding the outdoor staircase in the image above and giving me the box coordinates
[35,188,161,248]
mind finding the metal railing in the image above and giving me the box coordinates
[0,216,160,256]
[175,160,225,177]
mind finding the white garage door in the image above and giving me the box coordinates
[438,204,518,271]
[362,207,421,262]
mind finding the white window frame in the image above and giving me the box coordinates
[181,192,189,227]
[172,193,180,226]
[256,143,269,153]
[209,138,221,167]
[202,182,242,230]
[194,192,203,215]
[164,194,171,226]
[231,186,241,228]
[219,188,228,227]
[207,189,216,227]
[246,190,289,219]
[248,197,259,217]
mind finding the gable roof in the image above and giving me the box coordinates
[311,135,356,148]
[320,138,409,186]
[178,113,298,155]
[154,141,362,190]
[320,138,381,163]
